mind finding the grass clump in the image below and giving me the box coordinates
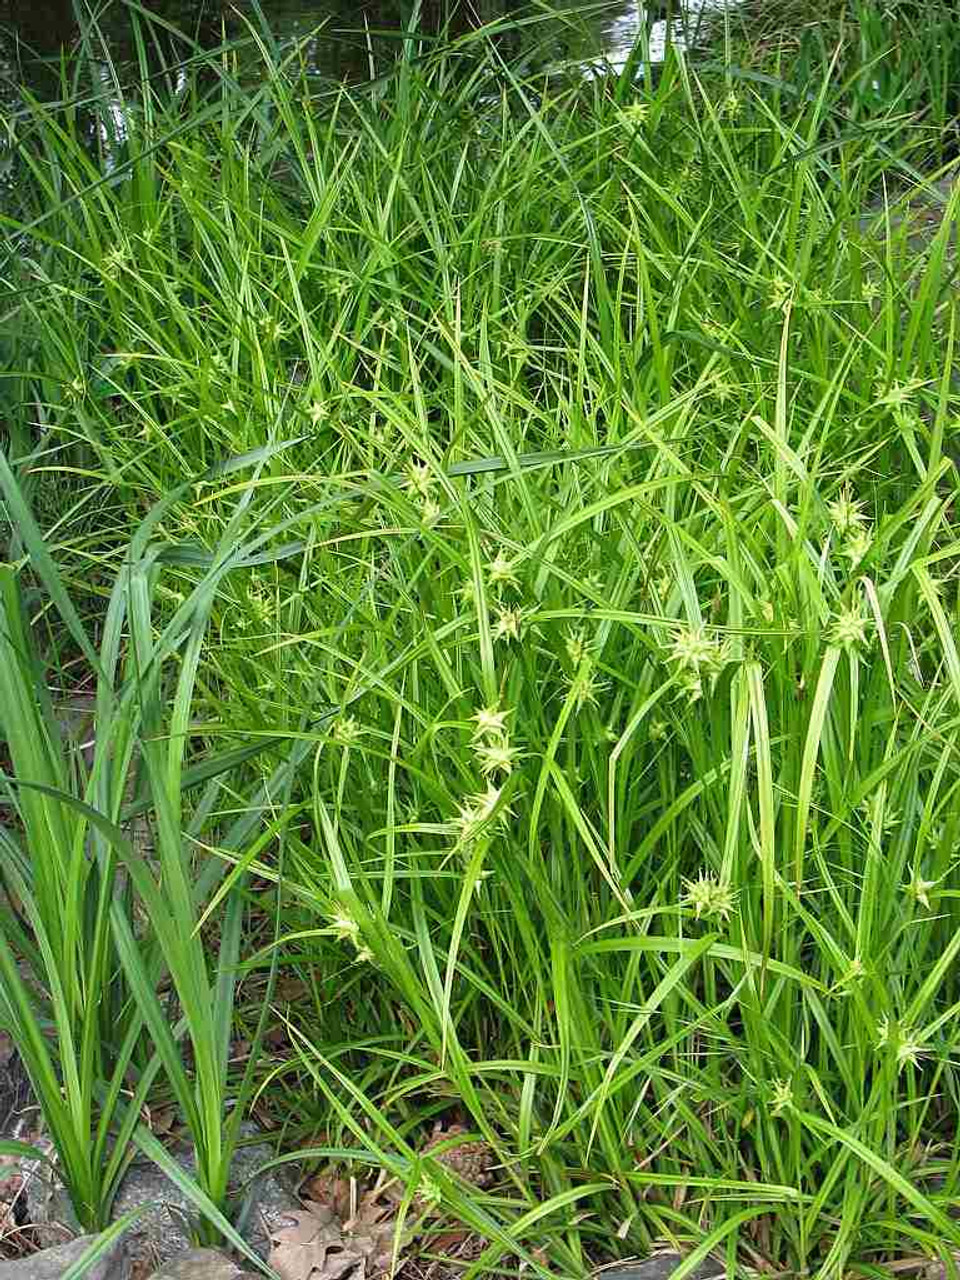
[0,446,312,1260]
[3,1,960,1274]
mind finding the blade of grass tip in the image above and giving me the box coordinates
[913,566,960,709]
[861,576,896,703]
[721,668,751,888]
[794,645,841,892]
[745,662,776,972]
[439,835,488,1065]
[461,508,497,707]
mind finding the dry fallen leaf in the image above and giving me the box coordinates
[425,1230,467,1253]
[268,1202,353,1280]
[302,1173,354,1222]
[268,1197,398,1280]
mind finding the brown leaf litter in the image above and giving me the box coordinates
[267,1189,396,1280]
[273,1124,493,1280]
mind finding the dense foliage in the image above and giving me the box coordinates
[3,2,960,1273]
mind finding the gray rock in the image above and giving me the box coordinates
[596,1254,725,1280]
[150,1248,250,1279]
[25,1127,298,1269]
[16,1142,81,1250]
[107,1129,298,1267]
[0,1233,129,1280]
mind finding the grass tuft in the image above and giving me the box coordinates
[3,0,960,1271]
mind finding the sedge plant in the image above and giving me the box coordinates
[4,1,960,1274]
